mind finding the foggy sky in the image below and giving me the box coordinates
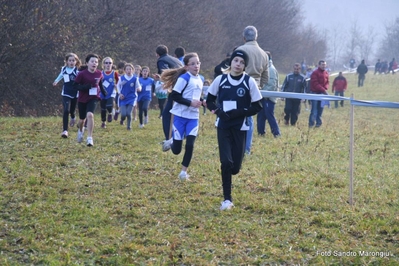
[302,0,399,53]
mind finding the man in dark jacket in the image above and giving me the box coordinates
[155,45,183,141]
[281,63,307,126]
[356,59,368,87]
[156,45,183,75]
[309,60,329,128]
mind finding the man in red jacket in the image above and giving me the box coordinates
[332,72,347,108]
[309,60,329,127]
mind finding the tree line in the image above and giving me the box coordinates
[0,0,343,116]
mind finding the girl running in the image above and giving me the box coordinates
[117,63,141,130]
[161,53,204,181]
[53,53,81,138]
[137,66,154,128]
[100,57,119,128]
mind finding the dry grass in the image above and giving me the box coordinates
[1,73,399,265]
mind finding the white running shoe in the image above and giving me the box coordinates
[220,200,234,211]
[86,137,94,147]
[139,124,144,128]
[162,138,173,152]
[61,130,68,138]
[144,116,148,124]
[69,118,76,128]
[178,171,190,181]
[77,129,84,143]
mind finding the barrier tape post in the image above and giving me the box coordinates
[349,94,354,206]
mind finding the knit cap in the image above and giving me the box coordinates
[230,50,248,67]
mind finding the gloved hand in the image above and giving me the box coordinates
[215,109,230,121]
[227,108,246,119]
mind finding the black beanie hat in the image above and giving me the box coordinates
[230,50,248,67]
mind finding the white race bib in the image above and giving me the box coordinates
[63,74,70,83]
[103,80,110,88]
[223,101,237,112]
[89,87,97,95]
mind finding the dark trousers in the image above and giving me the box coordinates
[62,96,77,131]
[162,94,173,140]
[284,98,301,125]
[158,98,166,117]
[138,100,150,125]
[257,98,280,136]
[358,75,365,87]
[217,127,246,201]
[100,97,114,122]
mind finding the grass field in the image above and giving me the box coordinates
[1,73,399,265]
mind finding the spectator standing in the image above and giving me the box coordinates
[374,59,381,74]
[349,58,356,69]
[308,60,329,128]
[332,72,347,108]
[257,51,280,137]
[380,60,389,74]
[281,63,307,126]
[389,58,397,74]
[236,25,269,155]
[155,45,183,141]
[356,59,368,87]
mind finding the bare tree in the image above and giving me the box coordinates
[298,24,328,68]
[327,26,347,71]
[359,26,376,63]
[0,0,329,116]
[344,20,363,65]
[378,17,399,61]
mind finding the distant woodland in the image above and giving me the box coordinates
[0,0,397,116]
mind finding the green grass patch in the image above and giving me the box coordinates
[1,73,399,265]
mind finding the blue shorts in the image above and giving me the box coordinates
[172,115,199,140]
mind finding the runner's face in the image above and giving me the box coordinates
[125,66,133,75]
[142,68,149,78]
[230,56,245,75]
[67,56,76,68]
[186,57,200,76]
[87,57,98,72]
[103,60,113,71]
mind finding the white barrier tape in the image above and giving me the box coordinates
[260,91,399,109]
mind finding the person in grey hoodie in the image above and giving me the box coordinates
[257,51,280,137]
